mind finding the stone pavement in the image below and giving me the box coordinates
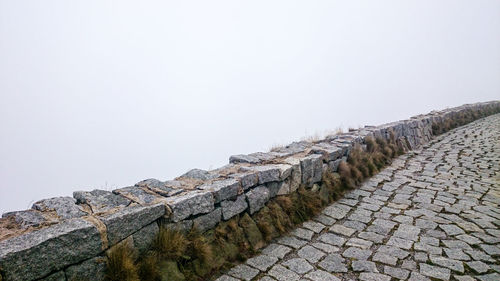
[216,114,500,281]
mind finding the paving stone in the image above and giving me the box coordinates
[386,236,413,250]
[359,273,391,281]
[297,245,325,263]
[442,240,472,251]
[345,238,373,249]
[246,255,278,271]
[343,220,367,231]
[262,244,292,259]
[303,270,341,281]
[384,266,410,279]
[329,224,356,237]
[302,221,326,233]
[444,248,470,261]
[311,242,339,253]
[392,215,414,224]
[277,236,307,249]
[358,231,385,243]
[429,255,465,273]
[414,242,443,255]
[401,260,417,270]
[291,228,315,241]
[282,258,313,274]
[466,261,490,274]
[352,260,379,272]
[268,264,300,281]
[228,264,260,281]
[314,214,337,226]
[322,205,349,220]
[456,234,482,245]
[318,253,347,273]
[342,247,372,260]
[479,244,500,256]
[394,224,421,241]
[420,263,451,280]
[477,273,500,281]
[439,224,465,236]
[215,275,240,281]
[371,252,397,266]
[453,276,476,281]
[318,233,346,247]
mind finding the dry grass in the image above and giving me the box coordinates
[105,241,139,281]
[185,229,213,263]
[153,227,188,260]
[137,254,160,281]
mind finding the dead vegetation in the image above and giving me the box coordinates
[105,241,139,281]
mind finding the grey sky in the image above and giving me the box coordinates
[1,0,499,214]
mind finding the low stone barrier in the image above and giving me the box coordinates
[0,101,499,281]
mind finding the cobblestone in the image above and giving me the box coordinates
[216,114,500,280]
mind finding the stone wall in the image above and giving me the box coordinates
[0,101,499,281]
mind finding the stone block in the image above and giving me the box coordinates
[132,222,159,254]
[221,195,248,220]
[300,154,323,186]
[193,208,222,232]
[1,210,48,229]
[246,185,270,214]
[240,165,280,184]
[39,271,65,281]
[32,197,87,220]
[99,204,165,245]
[166,191,215,222]
[198,178,241,203]
[0,218,102,281]
[65,256,106,281]
[73,189,131,214]
[179,168,219,180]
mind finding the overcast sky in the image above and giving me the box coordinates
[1,0,499,214]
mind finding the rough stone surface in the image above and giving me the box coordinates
[221,195,248,220]
[0,219,102,281]
[246,185,270,214]
[65,256,106,281]
[198,178,241,203]
[192,207,222,232]
[166,191,215,222]
[132,222,159,254]
[99,204,165,245]
[73,189,131,213]
[32,197,87,220]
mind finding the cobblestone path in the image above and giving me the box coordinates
[216,114,500,281]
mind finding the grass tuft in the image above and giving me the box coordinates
[137,253,161,281]
[105,241,139,281]
[153,227,189,260]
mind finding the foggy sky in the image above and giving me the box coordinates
[1,1,499,214]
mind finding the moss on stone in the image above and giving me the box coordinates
[254,206,280,242]
[239,213,264,250]
[158,260,185,281]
